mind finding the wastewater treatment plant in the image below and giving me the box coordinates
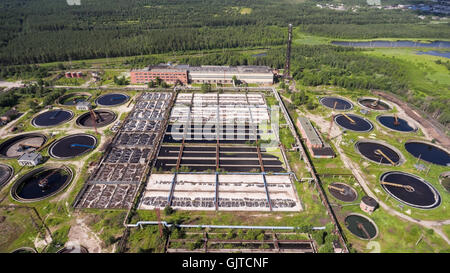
[0,84,448,255]
[0,4,449,255]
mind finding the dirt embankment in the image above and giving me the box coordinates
[373,90,450,150]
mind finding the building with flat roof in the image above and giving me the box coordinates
[130,64,188,85]
[18,152,43,166]
[76,101,92,111]
[188,65,274,84]
[296,116,335,158]
[130,64,274,85]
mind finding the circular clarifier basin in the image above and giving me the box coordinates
[11,247,37,253]
[0,164,14,189]
[11,166,73,202]
[328,182,358,202]
[95,93,129,107]
[334,114,373,132]
[404,141,450,166]
[319,96,353,111]
[58,92,91,106]
[345,214,378,240]
[355,140,403,166]
[377,115,417,132]
[357,98,391,111]
[0,133,47,158]
[49,134,97,159]
[380,171,441,209]
[32,109,74,127]
[76,109,116,128]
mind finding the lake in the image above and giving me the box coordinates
[416,51,450,59]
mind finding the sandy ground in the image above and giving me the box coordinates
[0,81,24,91]
[66,213,104,253]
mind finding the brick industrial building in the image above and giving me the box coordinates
[296,116,335,158]
[130,65,189,85]
[130,64,274,85]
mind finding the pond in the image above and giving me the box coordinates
[332,40,450,48]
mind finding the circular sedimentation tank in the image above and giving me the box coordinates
[76,109,117,128]
[334,114,373,132]
[404,141,450,167]
[376,115,417,133]
[380,171,441,209]
[344,214,378,240]
[31,109,74,127]
[357,97,391,111]
[319,96,353,111]
[0,133,47,158]
[0,164,14,189]
[328,182,358,202]
[57,245,89,253]
[95,93,129,107]
[11,247,37,253]
[355,140,404,166]
[57,92,91,106]
[49,134,97,159]
[11,166,73,202]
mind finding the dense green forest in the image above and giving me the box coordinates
[0,0,448,126]
[0,0,447,65]
[174,45,450,126]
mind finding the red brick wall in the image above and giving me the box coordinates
[130,70,188,84]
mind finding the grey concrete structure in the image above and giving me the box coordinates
[18,152,42,166]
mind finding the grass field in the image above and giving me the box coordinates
[365,48,450,96]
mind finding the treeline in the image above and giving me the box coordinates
[0,26,285,65]
[0,64,49,79]
[0,0,441,65]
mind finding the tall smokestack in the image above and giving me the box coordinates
[283,24,293,79]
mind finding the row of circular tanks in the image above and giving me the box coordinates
[317,96,449,240]
[0,93,130,203]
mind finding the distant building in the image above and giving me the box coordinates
[18,152,43,167]
[65,71,83,78]
[76,101,92,110]
[296,116,335,158]
[188,65,274,85]
[130,64,274,85]
[131,64,189,85]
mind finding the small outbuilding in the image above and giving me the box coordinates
[360,195,378,213]
[76,101,92,111]
[18,152,43,167]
